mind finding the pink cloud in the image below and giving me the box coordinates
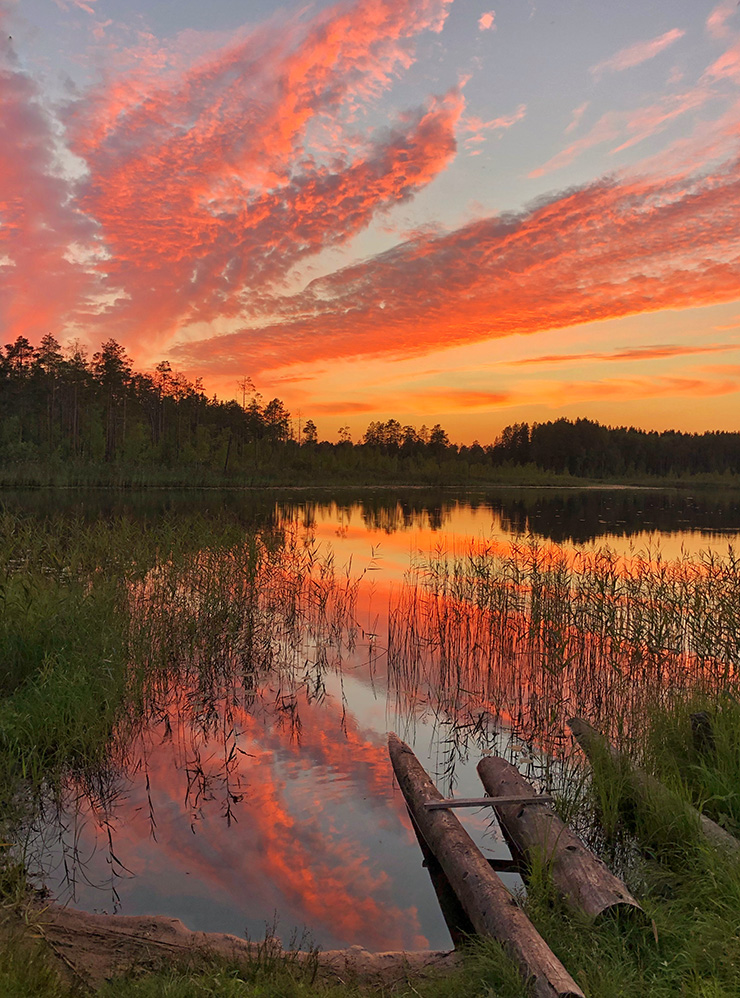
[52,0,98,13]
[564,101,589,135]
[591,28,685,78]
[478,11,496,32]
[176,152,740,378]
[707,3,737,40]
[464,103,526,148]
[704,37,740,83]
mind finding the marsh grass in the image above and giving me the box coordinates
[388,537,740,777]
[4,509,740,996]
[0,506,360,906]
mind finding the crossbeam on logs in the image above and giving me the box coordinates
[389,732,585,998]
[477,756,644,922]
[424,795,555,810]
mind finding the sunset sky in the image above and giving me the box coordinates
[2,0,740,442]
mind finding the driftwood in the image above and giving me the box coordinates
[477,756,643,922]
[389,733,585,998]
[568,716,740,858]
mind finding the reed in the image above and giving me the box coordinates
[0,506,360,914]
[4,506,740,996]
[388,537,740,779]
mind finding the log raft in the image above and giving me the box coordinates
[388,733,585,998]
[568,716,740,858]
[477,756,643,922]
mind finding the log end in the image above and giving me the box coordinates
[388,731,413,761]
[566,717,593,739]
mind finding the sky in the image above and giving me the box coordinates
[2,0,740,443]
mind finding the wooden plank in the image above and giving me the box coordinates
[568,716,740,858]
[389,732,585,998]
[425,795,554,810]
[477,756,644,922]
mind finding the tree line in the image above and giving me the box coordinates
[491,419,740,478]
[1,335,738,483]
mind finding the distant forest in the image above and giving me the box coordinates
[1,334,739,485]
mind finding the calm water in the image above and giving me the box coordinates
[19,487,740,952]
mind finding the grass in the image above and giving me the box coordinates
[2,506,740,995]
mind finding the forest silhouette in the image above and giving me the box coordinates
[1,334,738,486]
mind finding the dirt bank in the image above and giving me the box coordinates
[13,902,458,991]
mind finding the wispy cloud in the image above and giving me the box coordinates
[505,343,740,367]
[529,86,711,177]
[707,3,737,40]
[564,101,589,135]
[464,103,526,149]
[52,0,98,14]
[177,153,740,378]
[591,28,685,78]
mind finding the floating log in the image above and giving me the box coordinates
[568,716,740,858]
[388,733,585,998]
[477,756,643,922]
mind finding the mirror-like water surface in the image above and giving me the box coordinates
[12,487,740,952]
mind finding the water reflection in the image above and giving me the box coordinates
[17,488,740,953]
[5,485,740,545]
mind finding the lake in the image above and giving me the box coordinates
[14,486,740,953]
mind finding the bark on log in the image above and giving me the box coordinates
[405,806,477,946]
[477,756,643,922]
[567,716,740,858]
[388,733,585,998]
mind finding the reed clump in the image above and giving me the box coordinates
[0,500,366,935]
[388,537,740,773]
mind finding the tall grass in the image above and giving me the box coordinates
[0,506,359,908]
[388,538,740,775]
[4,509,740,996]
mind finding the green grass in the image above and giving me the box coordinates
[2,508,740,995]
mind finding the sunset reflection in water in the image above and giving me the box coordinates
[34,491,740,951]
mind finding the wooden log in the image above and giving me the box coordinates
[477,756,643,922]
[425,795,555,810]
[388,733,585,998]
[568,716,740,858]
[405,805,477,946]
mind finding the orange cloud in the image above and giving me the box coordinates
[58,0,457,356]
[310,400,377,415]
[0,32,93,341]
[505,342,740,367]
[590,28,685,78]
[177,153,740,377]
